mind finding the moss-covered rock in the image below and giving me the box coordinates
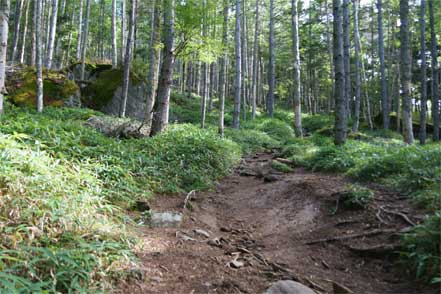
[6,68,80,107]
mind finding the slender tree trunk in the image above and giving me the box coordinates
[352,0,361,132]
[400,0,413,144]
[429,0,439,141]
[36,0,43,113]
[241,0,248,121]
[111,0,118,68]
[45,0,58,69]
[377,0,389,129]
[144,0,161,128]
[30,0,36,66]
[120,0,137,117]
[343,0,351,118]
[251,0,259,119]
[233,0,242,129]
[0,0,10,115]
[419,0,427,144]
[121,0,127,63]
[325,0,334,112]
[19,0,29,64]
[219,0,229,136]
[267,0,275,117]
[10,0,23,63]
[76,0,83,60]
[80,0,91,81]
[201,0,208,128]
[333,0,347,145]
[292,0,302,137]
[150,0,175,136]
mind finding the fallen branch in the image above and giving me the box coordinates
[347,243,400,256]
[380,206,416,226]
[183,190,196,210]
[305,229,396,245]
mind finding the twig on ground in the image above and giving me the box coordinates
[305,229,396,245]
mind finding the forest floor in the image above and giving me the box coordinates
[115,152,436,294]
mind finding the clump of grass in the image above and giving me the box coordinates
[271,160,293,173]
[225,128,280,154]
[339,184,374,209]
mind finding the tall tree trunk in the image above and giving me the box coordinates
[219,0,229,136]
[76,0,83,60]
[119,0,137,117]
[144,0,161,128]
[325,0,334,112]
[10,0,23,63]
[121,0,127,63]
[150,0,175,136]
[0,0,10,115]
[399,0,413,144]
[233,0,242,129]
[111,0,118,68]
[30,0,36,66]
[377,0,389,129]
[201,0,208,128]
[292,0,302,137]
[251,0,259,119]
[267,0,275,117]
[343,0,351,118]
[352,0,361,132]
[419,0,427,144]
[80,0,91,81]
[429,0,439,141]
[333,0,347,145]
[45,0,58,69]
[19,0,29,64]
[36,0,43,113]
[241,0,248,121]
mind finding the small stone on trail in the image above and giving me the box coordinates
[149,212,183,228]
[264,280,315,294]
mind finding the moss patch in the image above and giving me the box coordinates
[7,69,79,107]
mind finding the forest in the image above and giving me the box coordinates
[0,0,440,293]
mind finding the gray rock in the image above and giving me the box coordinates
[264,281,315,294]
[85,116,149,138]
[100,83,148,119]
[149,212,183,228]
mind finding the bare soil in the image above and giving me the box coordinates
[115,152,437,294]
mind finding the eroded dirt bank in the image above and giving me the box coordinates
[116,152,436,294]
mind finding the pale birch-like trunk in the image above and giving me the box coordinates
[0,0,10,115]
[292,0,302,137]
[45,0,58,69]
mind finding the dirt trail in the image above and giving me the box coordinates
[116,152,435,294]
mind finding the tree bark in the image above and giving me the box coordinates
[325,0,335,112]
[399,0,413,144]
[419,0,427,144]
[292,0,302,137]
[30,0,36,66]
[150,0,175,136]
[121,0,127,63]
[377,0,389,129]
[45,0,58,69]
[76,0,84,60]
[352,0,361,132]
[80,0,91,81]
[36,0,43,112]
[201,0,208,128]
[19,0,29,64]
[0,0,10,115]
[111,0,118,68]
[343,0,351,118]
[333,0,347,145]
[429,0,439,141]
[267,0,275,117]
[251,0,259,119]
[233,0,242,129]
[10,0,23,63]
[219,0,229,136]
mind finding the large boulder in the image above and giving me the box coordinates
[81,68,147,119]
[85,115,149,138]
[6,68,81,107]
[264,281,315,294]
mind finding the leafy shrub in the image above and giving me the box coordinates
[225,128,280,154]
[302,114,335,133]
[339,184,374,209]
[401,213,441,283]
[244,118,294,143]
[271,160,293,173]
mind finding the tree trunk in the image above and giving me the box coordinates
[30,0,36,66]
[241,0,248,121]
[429,0,439,141]
[76,0,83,60]
[80,0,91,81]
[36,0,43,112]
[251,0,259,119]
[352,0,361,132]
[10,0,23,63]
[121,0,127,63]
[343,0,351,118]
[267,0,275,117]
[292,0,302,137]
[45,0,58,69]
[233,0,242,129]
[0,0,10,115]
[333,0,347,145]
[399,0,413,144]
[150,0,175,136]
[419,0,427,144]
[201,0,208,128]
[111,0,118,68]
[19,0,29,64]
[219,0,229,136]
[377,0,389,129]
[325,0,335,112]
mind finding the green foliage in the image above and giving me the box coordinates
[339,184,374,209]
[401,213,441,283]
[271,160,293,173]
[302,114,335,133]
[225,129,280,154]
[243,118,294,143]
